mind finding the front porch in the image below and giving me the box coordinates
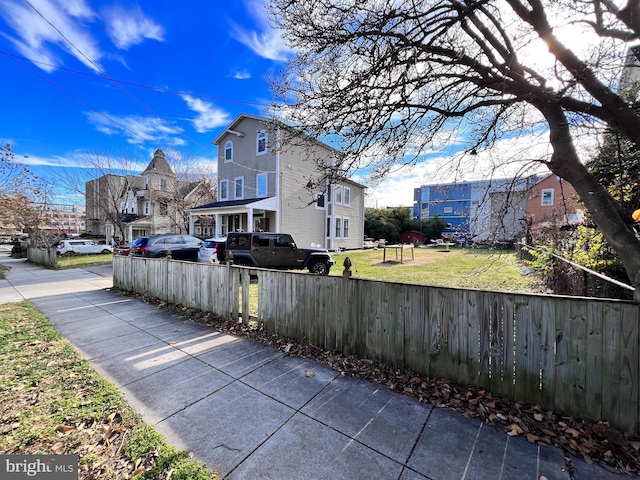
[188,197,279,238]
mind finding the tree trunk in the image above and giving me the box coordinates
[537,102,640,300]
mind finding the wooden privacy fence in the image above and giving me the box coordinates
[113,256,640,434]
[27,247,58,268]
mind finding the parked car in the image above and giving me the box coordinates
[197,237,226,264]
[56,239,113,256]
[224,232,335,275]
[115,243,132,256]
[129,234,203,261]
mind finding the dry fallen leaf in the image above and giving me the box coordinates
[306,371,315,378]
[507,424,524,436]
[131,466,145,476]
[56,424,74,433]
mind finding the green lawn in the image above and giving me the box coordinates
[329,247,540,293]
[56,253,114,269]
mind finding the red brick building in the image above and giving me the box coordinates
[525,174,583,241]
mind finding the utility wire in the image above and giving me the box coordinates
[15,0,279,182]
[23,0,215,154]
[0,50,268,108]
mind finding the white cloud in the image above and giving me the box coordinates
[232,0,292,62]
[231,69,251,80]
[102,5,164,50]
[181,95,231,133]
[85,111,186,146]
[0,0,102,71]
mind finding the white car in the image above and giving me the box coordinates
[197,237,226,264]
[57,239,113,256]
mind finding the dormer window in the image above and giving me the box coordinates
[257,132,267,155]
[225,141,233,162]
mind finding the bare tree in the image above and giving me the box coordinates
[56,148,217,241]
[0,144,57,247]
[57,147,144,243]
[164,150,217,234]
[269,0,640,299]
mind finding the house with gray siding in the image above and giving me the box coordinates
[188,114,365,250]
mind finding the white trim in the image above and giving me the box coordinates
[224,140,233,163]
[343,186,351,207]
[315,192,326,210]
[220,179,229,201]
[541,188,554,206]
[256,172,268,198]
[257,132,268,155]
[234,176,245,200]
[334,185,343,205]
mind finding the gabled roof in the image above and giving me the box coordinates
[142,149,175,176]
[212,114,266,146]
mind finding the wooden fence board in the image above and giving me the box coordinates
[554,299,572,415]
[619,304,639,433]
[584,301,603,423]
[514,297,539,405]
[569,300,588,417]
[477,291,492,390]
[602,302,622,429]
[113,257,640,434]
[465,290,482,387]
[403,286,429,376]
[538,297,557,411]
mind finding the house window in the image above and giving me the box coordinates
[161,178,167,192]
[326,217,331,237]
[235,176,244,199]
[335,186,342,205]
[144,202,149,214]
[541,188,554,206]
[316,193,326,209]
[335,217,342,238]
[343,218,349,238]
[343,187,350,206]
[220,179,229,201]
[257,132,267,155]
[225,141,233,162]
[257,173,268,197]
[160,202,168,215]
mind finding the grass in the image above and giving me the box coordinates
[329,246,540,293]
[56,254,114,269]
[0,301,216,479]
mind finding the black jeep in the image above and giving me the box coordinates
[224,232,335,275]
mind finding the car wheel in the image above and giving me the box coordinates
[309,259,330,276]
[101,249,111,254]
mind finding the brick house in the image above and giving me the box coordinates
[524,174,583,242]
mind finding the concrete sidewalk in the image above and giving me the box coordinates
[0,251,622,479]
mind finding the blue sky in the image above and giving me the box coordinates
[0,0,325,201]
[0,0,560,209]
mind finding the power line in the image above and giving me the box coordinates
[0,50,268,108]
[1,51,155,145]
[23,0,215,154]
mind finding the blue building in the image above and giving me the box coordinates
[413,176,543,242]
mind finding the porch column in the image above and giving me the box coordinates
[188,213,195,236]
[248,208,254,233]
[215,214,221,237]
[127,224,133,243]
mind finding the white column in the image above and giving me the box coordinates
[215,214,221,237]
[189,213,195,236]
[248,208,254,232]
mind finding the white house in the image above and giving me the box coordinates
[188,114,365,250]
